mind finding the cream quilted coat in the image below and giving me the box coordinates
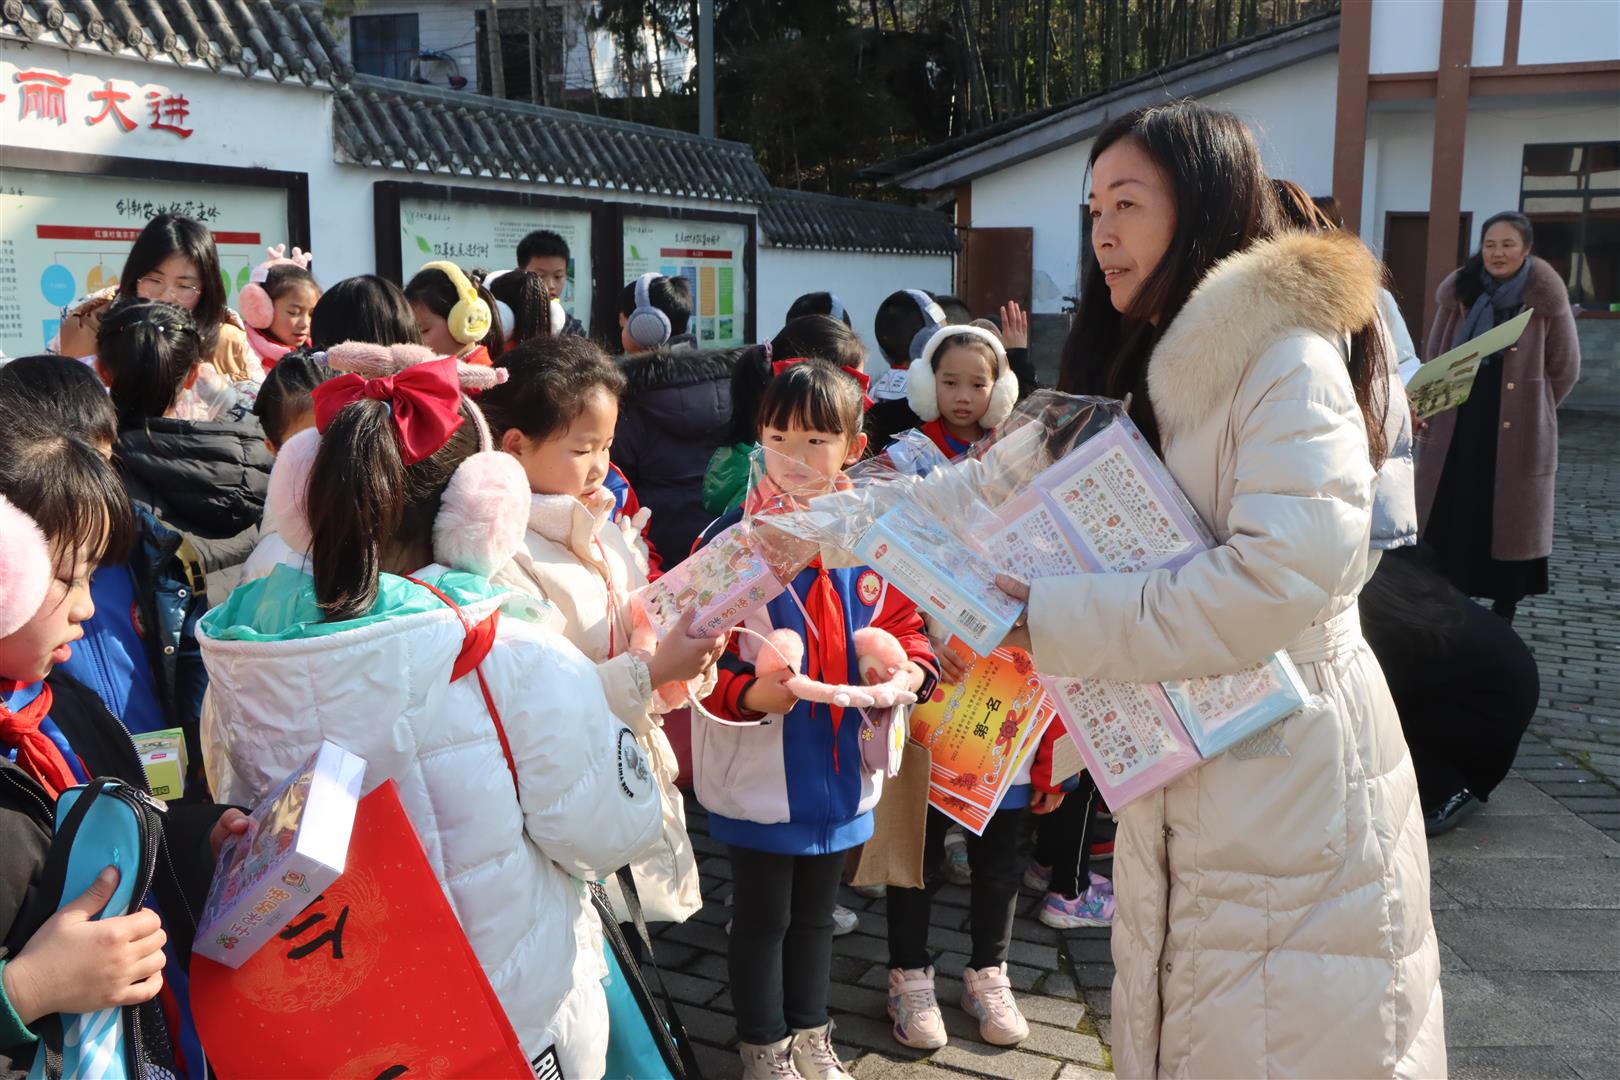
[492,488,704,924]
[1028,232,1445,1078]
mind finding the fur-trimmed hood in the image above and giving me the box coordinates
[618,346,740,398]
[1148,230,1382,438]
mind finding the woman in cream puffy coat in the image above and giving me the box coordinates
[1008,103,1444,1077]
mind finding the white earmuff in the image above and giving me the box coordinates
[626,272,672,349]
[909,323,1019,429]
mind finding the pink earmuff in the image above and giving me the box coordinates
[240,244,313,330]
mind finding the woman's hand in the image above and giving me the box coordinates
[210,808,251,858]
[930,632,973,685]
[646,609,727,688]
[1,867,166,1024]
[994,574,1033,653]
[741,668,800,716]
[1000,301,1030,349]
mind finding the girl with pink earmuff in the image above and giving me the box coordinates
[239,244,319,373]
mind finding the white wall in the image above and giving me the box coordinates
[1519,0,1620,64]
[967,53,1339,315]
[756,247,953,367]
[1370,0,1443,74]
[1363,98,1620,258]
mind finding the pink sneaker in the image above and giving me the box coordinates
[887,966,948,1049]
[960,963,1029,1046]
[1022,861,1052,891]
[1039,884,1116,929]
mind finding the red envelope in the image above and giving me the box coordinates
[191,781,533,1078]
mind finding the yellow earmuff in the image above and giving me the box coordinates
[420,260,492,345]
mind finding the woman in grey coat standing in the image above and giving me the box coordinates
[1417,212,1581,621]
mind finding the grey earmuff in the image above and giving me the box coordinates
[627,272,673,349]
[905,289,948,362]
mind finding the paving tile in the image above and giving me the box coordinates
[1017,1023,1108,1067]
[1425,812,1620,859]
[1563,1048,1620,1080]
[1015,994,1087,1029]
[1439,971,1620,1049]
[1057,1065,1114,1080]
[1447,1045,1580,1078]
[1431,857,1620,909]
[1436,909,1620,971]
[931,1043,1061,1079]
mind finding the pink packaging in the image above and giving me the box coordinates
[635,520,798,639]
[1042,674,1202,808]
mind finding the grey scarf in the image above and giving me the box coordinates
[1453,257,1531,352]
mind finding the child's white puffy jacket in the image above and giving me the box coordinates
[197,564,663,1078]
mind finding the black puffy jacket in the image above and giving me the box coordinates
[612,347,739,560]
[115,413,272,542]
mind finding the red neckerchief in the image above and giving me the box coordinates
[746,473,852,771]
[0,680,77,799]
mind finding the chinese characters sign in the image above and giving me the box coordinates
[623,215,750,348]
[396,196,594,334]
[3,62,196,140]
[0,167,290,357]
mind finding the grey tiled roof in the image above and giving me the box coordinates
[760,188,957,255]
[0,0,352,86]
[335,75,771,203]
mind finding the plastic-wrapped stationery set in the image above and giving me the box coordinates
[775,392,1311,809]
[194,741,366,967]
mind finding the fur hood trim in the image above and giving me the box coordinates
[1148,230,1381,437]
[618,347,739,397]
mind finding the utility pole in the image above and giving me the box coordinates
[485,0,507,99]
[698,0,715,138]
[528,0,540,104]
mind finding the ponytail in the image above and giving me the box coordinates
[489,270,554,349]
[305,396,479,620]
[96,298,203,428]
[469,272,508,359]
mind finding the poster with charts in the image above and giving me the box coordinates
[0,166,289,359]
[622,215,749,348]
[396,197,593,335]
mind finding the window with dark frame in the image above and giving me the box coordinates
[1520,141,1620,310]
[351,13,421,82]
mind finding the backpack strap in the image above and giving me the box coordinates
[403,576,518,797]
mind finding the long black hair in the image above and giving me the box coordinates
[96,298,204,428]
[729,316,867,444]
[305,397,480,620]
[1058,101,1278,451]
[405,265,507,358]
[1456,212,1535,308]
[488,270,555,349]
[117,214,228,360]
[309,276,421,351]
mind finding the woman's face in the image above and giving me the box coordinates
[135,252,204,312]
[1089,138,1177,317]
[1482,222,1530,280]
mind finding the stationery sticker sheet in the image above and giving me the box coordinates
[994,490,1083,582]
[1044,674,1202,808]
[1041,427,1203,574]
[637,522,787,639]
[910,647,1054,834]
[1162,652,1310,758]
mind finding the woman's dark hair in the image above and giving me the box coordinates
[489,270,555,349]
[96,298,203,428]
[1272,179,1337,233]
[0,419,134,573]
[117,214,227,359]
[617,275,692,338]
[0,355,118,448]
[253,351,338,449]
[757,358,865,443]
[1456,211,1536,307]
[728,317,868,444]
[263,263,319,305]
[1313,195,1346,229]
[1058,101,1279,452]
[405,266,507,358]
[481,335,626,441]
[1359,548,1466,655]
[309,275,421,352]
[305,397,481,620]
[785,292,854,328]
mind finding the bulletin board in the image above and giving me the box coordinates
[614,205,757,349]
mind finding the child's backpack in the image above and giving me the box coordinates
[7,778,185,1080]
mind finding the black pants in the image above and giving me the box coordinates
[1033,773,1099,900]
[726,845,847,1044]
[887,806,1025,971]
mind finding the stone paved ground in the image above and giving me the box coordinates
[649,411,1620,1079]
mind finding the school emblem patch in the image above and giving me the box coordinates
[857,570,882,607]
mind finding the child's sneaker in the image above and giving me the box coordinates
[1022,861,1053,891]
[831,903,859,936]
[960,963,1030,1046]
[942,825,972,885]
[739,1034,804,1079]
[1039,884,1116,929]
[887,966,948,1049]
[850,882,885,899]
[1090,870,1114,895]
[789,1021,853,1080]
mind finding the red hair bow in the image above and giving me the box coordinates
[312,355,465,465]
[771,357,874,410]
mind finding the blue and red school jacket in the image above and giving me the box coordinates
[690,508,937,857]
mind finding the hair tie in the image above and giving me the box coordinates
[771,357,875,411]
[312,355,465,464]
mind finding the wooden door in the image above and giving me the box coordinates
[1384,212,1472,347]
[958,226,1033,318]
